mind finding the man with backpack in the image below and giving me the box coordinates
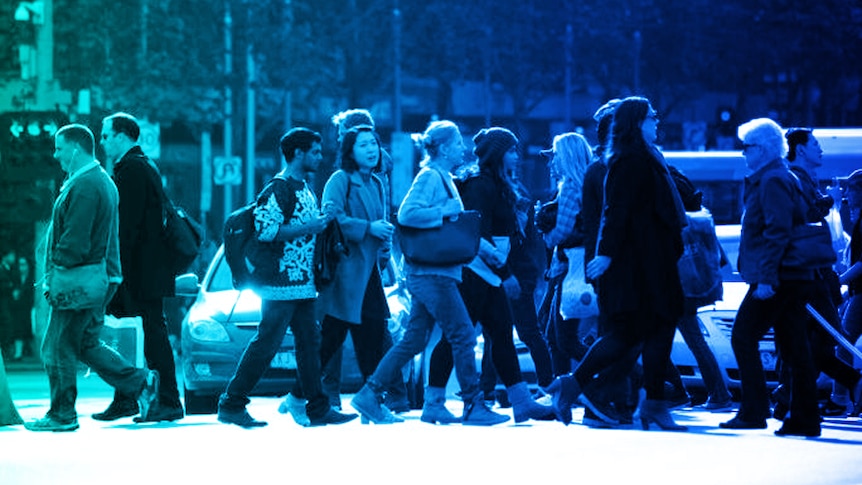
[95,112,183,423]
[217,127,357,427]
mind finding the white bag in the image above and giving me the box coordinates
[560,247,599,320]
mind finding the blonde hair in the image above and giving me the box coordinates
[552,132,593,196]
[418,120,460,165]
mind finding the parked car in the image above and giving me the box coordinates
[670,224,780,397]
[177,245,537,413]
[177,246,366,414]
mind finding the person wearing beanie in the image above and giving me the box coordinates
[424,126,554,424]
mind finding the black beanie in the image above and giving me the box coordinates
[473,127,518,163]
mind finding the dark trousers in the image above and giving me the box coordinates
[574,311,675,401]
[220,299,329,420]
[777,271,861,393]
[509,280,554,387]
[732,280,819,423]
[428,273,523,388]
[110,296,179,407]
[541,275,590,376]
[42,306,145,423]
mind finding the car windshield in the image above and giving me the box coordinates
[207,254,235,292]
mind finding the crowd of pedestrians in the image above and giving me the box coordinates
[2,99,861,440]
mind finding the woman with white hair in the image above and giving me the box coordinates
[719,118,822,437]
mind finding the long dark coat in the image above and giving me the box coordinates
[595,147,685,327]
[109,146,174,311]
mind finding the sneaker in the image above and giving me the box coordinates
[820,399,850,418]
[278,393,311,427]
[703,399,734,412]
[136,370,160,422]
[25,416,79,432]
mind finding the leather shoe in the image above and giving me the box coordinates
[775,419,820,438]
[92,400,139,421]
[133,403,184,423]
[719,416,767,429]
[218,408,267,428]
[309,408,359,426]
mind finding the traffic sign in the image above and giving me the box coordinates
[214,156,242,186]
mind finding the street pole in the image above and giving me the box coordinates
[246,44,255,203]
[564,24,572,130]
[224,2,233,220]
[393,1,402,133]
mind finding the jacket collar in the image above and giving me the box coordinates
[747,158,787,184]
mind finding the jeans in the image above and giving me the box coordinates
[42,306,146,423]
[731,281,818,423]
[428,272,523,389]
[676,312,732,403]
[368,274,480,403]
[220,299,329,420]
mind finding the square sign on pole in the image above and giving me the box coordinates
[214,156,242,186]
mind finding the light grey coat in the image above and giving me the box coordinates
[317,169,387,324]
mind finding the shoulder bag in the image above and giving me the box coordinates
[784,172,837,270]
[397,170,481,266]
[47,260,109,310]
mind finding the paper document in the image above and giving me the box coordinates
[466,237,510,287]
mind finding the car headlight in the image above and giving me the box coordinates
[187,318,230,343]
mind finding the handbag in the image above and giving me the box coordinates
[313,219,349,287]
[397,169,481,266]
[47,260,109,310]
[783,222,836,269]
[784,172,837,270]
[559,247,599,319]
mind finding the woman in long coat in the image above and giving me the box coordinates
[547,96,688,430]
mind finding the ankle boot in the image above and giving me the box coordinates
[543,374,581,425]
[508,382,554,423]
[635,398,687,431]
[350,384,401,424]
[462,393,510,426]
[421,386,460,424]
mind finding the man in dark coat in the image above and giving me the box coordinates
[94,112,183,422]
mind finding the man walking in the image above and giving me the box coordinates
[93,112,183,422]
[25,124,158,432]
[217,127,357,428]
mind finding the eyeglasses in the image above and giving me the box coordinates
[742,143,760,151]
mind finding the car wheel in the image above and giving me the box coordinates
[184,386,218,415]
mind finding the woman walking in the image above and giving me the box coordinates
[424,127,553,423]
[547,96,689,431]
[350,120,508,425]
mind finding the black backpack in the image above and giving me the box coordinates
[223,176,283,290]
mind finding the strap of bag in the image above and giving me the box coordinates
[431,167,455,199]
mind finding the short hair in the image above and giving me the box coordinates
[332,109,375,130]
[55,124,95,155]
[104,112,140,142]
[338,126,382,173]
[418,120,460,163]
[738,118,786,160]
[279,127,322,163]
[785,127,813,162]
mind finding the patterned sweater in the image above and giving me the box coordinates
[252,176,318,301]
